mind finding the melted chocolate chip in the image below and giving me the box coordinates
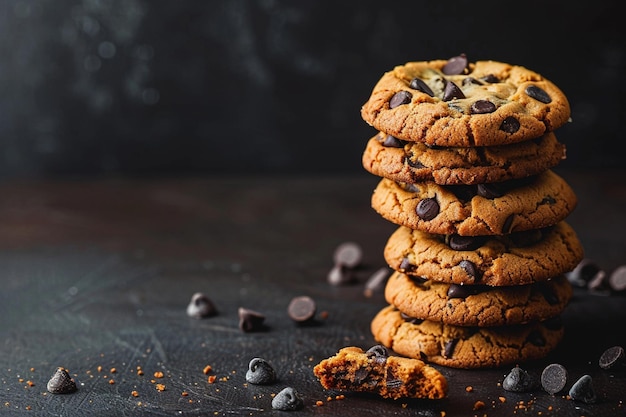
[408,275,428,285]
[500,116,521,133]
[366,345,389,363]
[476,183,504,199]
[409,78,434,96]
[510,228,543,247]
[470,100,497,114]
[400,312,424,324]
[382,134,404,148]
[525,85,552,104]
[443,338,458,358]
[502,214,515,234]
[400,257,414,271]
[447,283,484,299]
[389,91,412,108]
[448,235,485,251]
[446,184,477,202]
[459,260,480,281]
[402,182,419,193]
[406,155,426,168]
[442,54,468,75]
[480,74,500,83]
[442,81,465,101]
[416,197,439,220]
[537,282,559,305]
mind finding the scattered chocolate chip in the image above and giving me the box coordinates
[459,260,479,281]
[587,269,611,294]
[287,295,316,323]
[238,307,266,332]
[443,339,458,358]
[447,283,483,299]
[364,267,391,297]
[47,367,77,394]
[502,214,515,234]
[566,259,603,288]
[500,116,520,134]
[409,78,434,96]
[476,183,504,199]
[609,265,626,292]
[502,366,538,392]
[447,235,485,251]
[599,345,625,369]
[540,363,567,395]
[327,264,354,286]
[186,292,217,319]
[382,134,405,148]
[525,85,552,104]
[389,91,412,109]
[366,345,389,363]
[333,242,363,269]
[568,374,597,404]
[442,54,468,75]
[246,358,277,385]
[480,74,500,83]
[442,80,465,101]
[271,387,303,411]
[416,197,439,221]
[470,100,497,114]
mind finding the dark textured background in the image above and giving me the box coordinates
[1,0,624,178]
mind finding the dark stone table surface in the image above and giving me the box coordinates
[0,169,625,416]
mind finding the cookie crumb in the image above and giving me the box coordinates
[208,375,217,384]
[155,384,166,392]
[473,400,485,410]
[203,365,213,375]
[465,385,473,392]
[154,371,164,378]
[131,391,139,397]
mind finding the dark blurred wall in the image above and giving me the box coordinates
[0,0,623,178]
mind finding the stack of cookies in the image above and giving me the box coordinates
[361,55,584,369]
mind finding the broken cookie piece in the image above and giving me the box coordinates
[313,345,447,400]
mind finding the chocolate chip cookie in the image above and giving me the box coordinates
[362,131,566,185]
[385,272,572,327]
[371,305,565,369]
[371,169,577,236]
[361,55,571,147]
[384,221,584,286]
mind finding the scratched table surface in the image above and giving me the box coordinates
[0,169,625,417]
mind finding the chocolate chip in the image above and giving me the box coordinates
[541,363,568,395]
[599,345,625,369]
[447,235,485,251]
[403,183,420,193]
[363,267,391,297]
[416,197,439,221]
[186,292,217,319]
[333,241,363,269]
[476,183,504,199]
[609,265,626,292]
[470,100,497,114]
[271,387,303,411]
[246,358,277,385]
[409,78,434,96]
[500,116,520,134]
[238,307,266,332]
[568,375,597,404]
[399,257,414,271]
[327,264,354,286]
[47,367,78,394]
[389,91,412,109]
[442,53,468,75]
[536,282,559,305]
[525,85,552,104]
[459,260,479,281]
[462,77,482,86]
[480,74,500,83]
[502,366,538,392]
[382,134,405,148]
[408,275,427,285]
[587,269,611,294]
[446,184,477,202]
[447,283,483,299]
[366,345,389,363]
[442,81,465,101]
[443,339,458,358]
[287,295,316,323]
[566,259,603,288]
[502,214,515,234]
[400,312,423,324]
[527,330,546,347]
[406,154,426,168]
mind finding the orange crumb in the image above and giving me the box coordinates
[499,396,506,403]
[336,395,345,400]
[315,400,324,407]
[25,406,32,411]
[131,391,139,397]
[319,311,329,319]
[203,365,212,375]
[473,400,485,411]
[110,368,116,374]
[154,371,164,378]
[465,386,473,392]
[326,396,333,402]
[26,380,35,387]
[208,375,217,384]
[18,378,24,383]
[109,379,115,385]
[155,384,166,392]
[181,392,188,397]
[29,368,35,372]
[137,369,144,376]
[97,366,102,372]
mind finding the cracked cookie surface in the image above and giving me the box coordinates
[371,170,577,236]
[385,272,572,327]
[361,57,571,147]
[362,131,566,185]
[383,221,584,286]
[371,305,564,369]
